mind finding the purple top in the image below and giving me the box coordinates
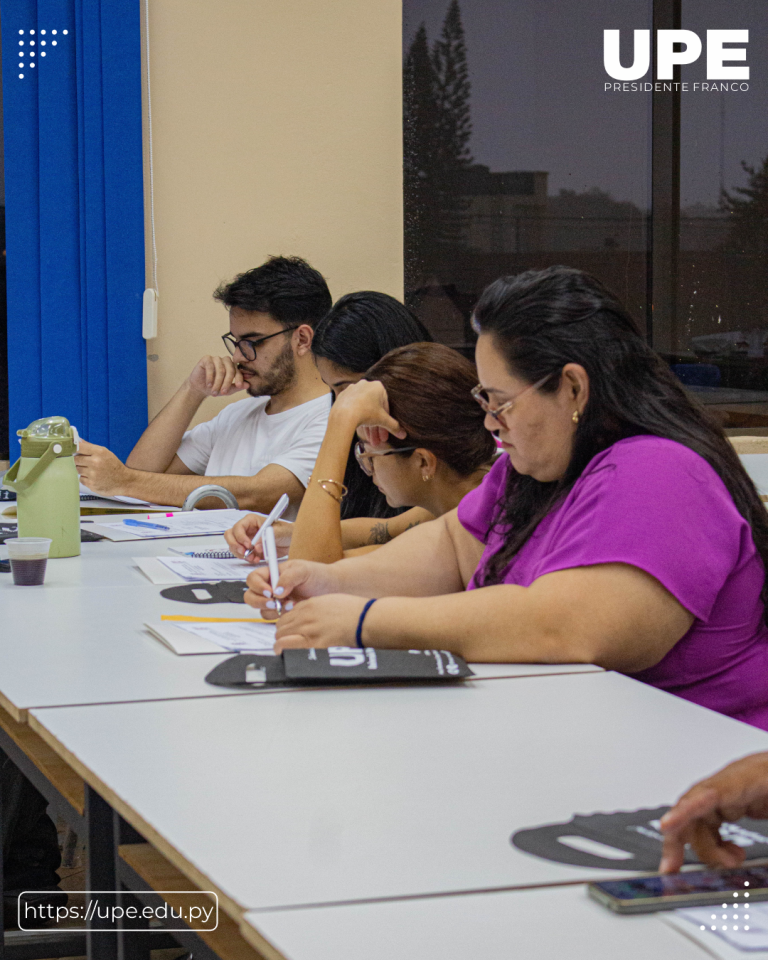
[458,435,768,730]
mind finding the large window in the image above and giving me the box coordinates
[403,0,651,352]
[403,0,768,426]
[672,0,768,420]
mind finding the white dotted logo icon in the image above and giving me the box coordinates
[698,883,752,934]
[17,27,69,79]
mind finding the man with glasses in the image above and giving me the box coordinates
[75,256,332,517]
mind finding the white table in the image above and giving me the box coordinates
[0,536,601,719]
[0,580,277,719]
[28,671,768,914]
[242,884,711,960]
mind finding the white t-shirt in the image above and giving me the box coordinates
[177,393,331,519]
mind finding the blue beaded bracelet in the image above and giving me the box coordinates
[356,598,377,649]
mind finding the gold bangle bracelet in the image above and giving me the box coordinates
[317,478,348,503]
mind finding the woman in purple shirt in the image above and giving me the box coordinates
[243,266,768,730]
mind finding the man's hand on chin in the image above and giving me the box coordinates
[74,439,133,497]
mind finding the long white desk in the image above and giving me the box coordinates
[0,581,280,719]
[241,884,711,960]
[0,536,602,719]
[28,671,768,917]
[0,517,730,960]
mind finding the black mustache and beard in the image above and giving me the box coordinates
[241,341,296,397]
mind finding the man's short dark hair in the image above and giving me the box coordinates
[213,256,332,330]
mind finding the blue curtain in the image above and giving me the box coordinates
[2,0,146,461]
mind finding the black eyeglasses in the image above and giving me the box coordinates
[221,327,299,362]
[354,441,418,476]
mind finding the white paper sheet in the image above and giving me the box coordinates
[156,556,258,581]
[133,558,187,585]
[663,901,768,958]
[174,620,276,652]
[144,620,277,654]
[96,509,252,540]
[144,622,227,655]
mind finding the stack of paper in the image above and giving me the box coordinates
[134,555,263,585]
[89,509,252,541]
[157,556,261,580]
[145,619,276,655]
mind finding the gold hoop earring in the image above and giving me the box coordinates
[572,410,580,424]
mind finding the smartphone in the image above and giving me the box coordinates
[589,865,768,914]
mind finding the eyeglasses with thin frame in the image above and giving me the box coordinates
[221,327,299,362]
[354,441,418,476]
[471,373,554,427]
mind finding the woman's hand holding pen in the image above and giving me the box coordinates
[225,516,292,564]
[244,559,329,610]
[244,560,364,648]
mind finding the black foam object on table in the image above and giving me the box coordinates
[0,524,16,543]
[205,654,276,687]
[511,806,768,871]
[0,525,104,571]
[80,529,106,542]
[205,648,474,688]
[160,581,248,604]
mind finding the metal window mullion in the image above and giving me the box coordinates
[651,0,682,353]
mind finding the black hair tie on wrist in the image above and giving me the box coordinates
[356,599,377,649]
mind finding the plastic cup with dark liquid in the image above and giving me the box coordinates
[6,538,52,586]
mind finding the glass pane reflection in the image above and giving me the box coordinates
[403,0,652,352]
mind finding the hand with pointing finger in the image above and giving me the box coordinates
[659,752,768,874]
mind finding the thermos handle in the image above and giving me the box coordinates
[2,445,60,494]
[2,458,21,490]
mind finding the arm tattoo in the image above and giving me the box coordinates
[368,521,392,545]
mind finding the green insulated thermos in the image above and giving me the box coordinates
[3,417,81,558]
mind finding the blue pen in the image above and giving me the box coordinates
[123,518,171,531]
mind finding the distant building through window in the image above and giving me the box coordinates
[403,0,768,426]
[403,0,650,353]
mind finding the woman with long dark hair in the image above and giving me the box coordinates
[243,266,768,730]
[311,291,433,523]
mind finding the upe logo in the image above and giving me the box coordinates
[604,30,749,81]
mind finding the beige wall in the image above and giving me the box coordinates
[143,0,404,424]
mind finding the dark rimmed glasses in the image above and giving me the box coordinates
[354,441,418,476]
[222,327,299,362]
[471,373,554,427]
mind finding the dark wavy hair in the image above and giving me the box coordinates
[213,256,332,329]
[473,265,768,624]
[312,292,432,370]
[365,343,496,477]
[312,292,433,520]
